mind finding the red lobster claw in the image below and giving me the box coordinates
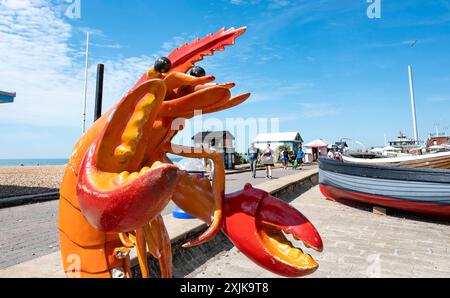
[223,184,323,277]
[77,143,180,233]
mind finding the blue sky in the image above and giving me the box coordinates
[0,0,449,158]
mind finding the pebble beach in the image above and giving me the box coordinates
[0,166,65,199]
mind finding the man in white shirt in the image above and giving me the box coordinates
[248,143,260,178]
[208,139,217,181]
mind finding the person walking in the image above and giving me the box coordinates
[328,150,334,159]
[297,147,304,170]
[281,148,289,170]
[208,139,217,181]
[248,143,260,178]
[260,144,275,179]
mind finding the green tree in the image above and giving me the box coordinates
[234,152,248,165]
[276,144,291,161]
[277,144,291,154]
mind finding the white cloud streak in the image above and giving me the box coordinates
[0,0,158,130]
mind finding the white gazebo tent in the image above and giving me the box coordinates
[306,139,329,161]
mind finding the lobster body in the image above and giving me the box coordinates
[59,110,126,278]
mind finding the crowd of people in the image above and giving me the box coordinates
[247,143,305,179]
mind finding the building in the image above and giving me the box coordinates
[388,132,417,149]
[306,139,328,161]
[427,132,450,147]
[191,131,236,169]
[253,132,304,152]
[0,91,16,104]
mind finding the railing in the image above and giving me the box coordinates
[429,133,449,138]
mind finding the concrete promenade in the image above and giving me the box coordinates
[187,186,450,278]
[0,166,306,271]
[2,166,450,278]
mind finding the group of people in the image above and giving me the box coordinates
[327,150,342,161]
[247,143,304,179]
[280,148,304,170]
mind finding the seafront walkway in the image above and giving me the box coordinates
[1,165,449,278]
[0,166,307,271]
[187,186,450,278]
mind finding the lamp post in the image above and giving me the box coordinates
[94,64,104,121]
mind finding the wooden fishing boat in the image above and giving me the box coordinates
[342,151,450,169]
[319,158,450,219]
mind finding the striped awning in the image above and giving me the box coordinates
[0,91,16,104]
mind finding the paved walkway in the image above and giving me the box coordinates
[0,167,310,270]
[186,186,450,278]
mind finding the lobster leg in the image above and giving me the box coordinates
[118,216,173,278]
[135,228,150,278]
[143,216,173,278]
[171,170,214,224]
[166,144,225,248]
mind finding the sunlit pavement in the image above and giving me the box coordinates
[0,166,313,270]
[186,186,450,278]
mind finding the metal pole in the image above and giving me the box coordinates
[94,64,104,121]
[408,65,419,144]
[82,32,90,134]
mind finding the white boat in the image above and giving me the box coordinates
[342,151,450,169]
[319,158,450,219]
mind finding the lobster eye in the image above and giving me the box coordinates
[154,57,172,73]
[189,66,206,77]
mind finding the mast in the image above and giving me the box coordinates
[408,65,419,144]
[82,32,90,134]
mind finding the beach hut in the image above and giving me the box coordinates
[306,139,329,161]
[191,131,236,170]
[0,91,16,104]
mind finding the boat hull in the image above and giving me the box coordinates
[319,158,450,219]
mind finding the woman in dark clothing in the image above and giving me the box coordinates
[281,149,289,170]
[260,144,275,179]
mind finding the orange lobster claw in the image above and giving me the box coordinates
[222,184,323,277]
[77,142,180,233]
[76,79,181,233]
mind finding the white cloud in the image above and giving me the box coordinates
[1,0,32,10]
[159,34,196,57]
[267,0,291,9]
[83,56,153,125]
[0,1,158,130]
[279,103,342,121]
[229,0,291,9]
[246,80,315,103]
[0,0,79,127]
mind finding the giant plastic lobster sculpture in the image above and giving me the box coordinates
[58,27,322,278]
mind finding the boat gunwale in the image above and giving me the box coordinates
[342,151,450,164]
[319,157,450,184]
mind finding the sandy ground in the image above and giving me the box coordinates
[0,166,65,198]
[0,163,287,199]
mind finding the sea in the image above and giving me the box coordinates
[0,157,184,167]
[0,159,70,167]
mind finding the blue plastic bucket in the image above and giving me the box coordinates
[172,171,206,219]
